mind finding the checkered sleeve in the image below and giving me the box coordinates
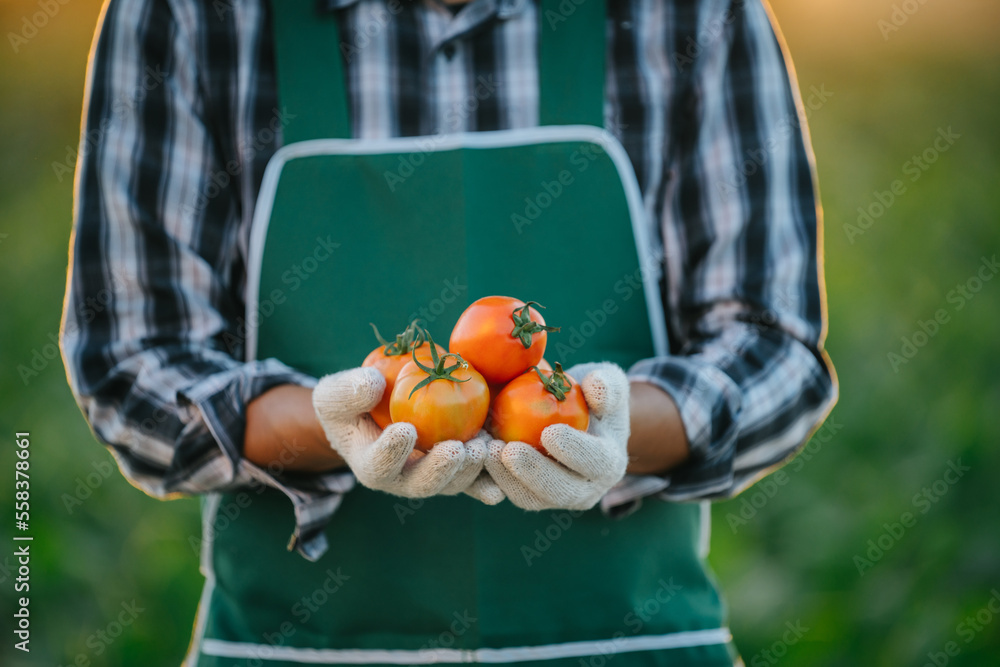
[59,0,352,561]
[627,0,838,501]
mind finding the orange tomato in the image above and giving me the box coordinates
[390,349,490,451]
[490,363,589,454]
[362,322,445,429]
[449,296,558,385]
[486,359,551,407]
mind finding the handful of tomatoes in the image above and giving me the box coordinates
[362,296,590,454]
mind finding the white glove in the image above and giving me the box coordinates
[313,367,502,502]
[483,362,631,511]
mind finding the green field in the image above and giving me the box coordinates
[1,1,998,665]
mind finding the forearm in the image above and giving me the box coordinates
[245,384,346,472]
[627,326,836,500]
[245,381,687,476]
[626,381,690,475]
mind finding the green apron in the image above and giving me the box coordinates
[184,1,735,665]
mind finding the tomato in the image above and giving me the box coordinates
[362,322,446,429]
[487,381,507,405]
[449,296,559,385]
[487,358,551,404]
[390,346,490,451]
[489,363,589,455]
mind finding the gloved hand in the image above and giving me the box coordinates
[312,367,503,503]
[483,362,631,511]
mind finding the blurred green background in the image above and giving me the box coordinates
[1,0,998,665]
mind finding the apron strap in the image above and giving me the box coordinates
[268,0,607,142]
[268,0,352,142]
[537,0,606,127]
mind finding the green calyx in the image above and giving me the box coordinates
[510,301,560,349]
[371,320,427,357]
[408,332,470,398]
[533,362,573,401]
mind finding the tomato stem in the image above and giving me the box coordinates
[408,332,471,398]
[371,320,428,357]
[510,301,560,349]
[532,362,573,401]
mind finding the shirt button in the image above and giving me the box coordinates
[442,43,457,60]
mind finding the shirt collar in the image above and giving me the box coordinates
[319,0,529,51]
[320,0,359,9]
[320,0,527,21]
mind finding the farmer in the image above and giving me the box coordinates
[60,0,837,665]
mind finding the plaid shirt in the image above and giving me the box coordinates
[61,0,837,560]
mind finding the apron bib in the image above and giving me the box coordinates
[185,1,734,665]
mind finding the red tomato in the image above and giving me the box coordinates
[362,322,446,429]
[490,363,589,455]
[390,349,490,452]
[486,359,551,406]
[487,381,506,405]
[449,296,559,385]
